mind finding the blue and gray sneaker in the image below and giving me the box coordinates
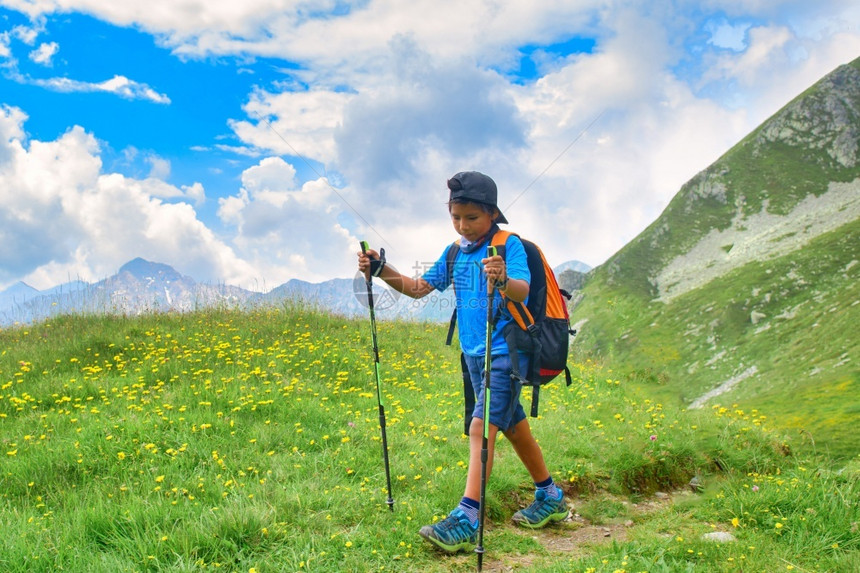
[511,488,568,529]
[418,508,478,553]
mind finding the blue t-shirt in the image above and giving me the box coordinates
[423,235,530,357]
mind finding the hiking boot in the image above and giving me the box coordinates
[418,508,478,553]
[511,488,568,529]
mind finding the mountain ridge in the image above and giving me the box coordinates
[570,56,860,458]
[598,57,860,303]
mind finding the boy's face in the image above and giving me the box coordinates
[449,202,497,242]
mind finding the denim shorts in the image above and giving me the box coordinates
[463,352,528,432]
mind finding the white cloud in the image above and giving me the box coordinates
[182,182,206,205]
[709,25,796,85]
[12,23,40,45]
[0,105,257,289]
[706,19,751,51]
[215,188,248,227]
[216,156,357,283]
[147,155,171,179]
[333,38,528,199]
[28,41,58,65]
[472,11,742,267]
[0,103,27,153]
[0,32,11,59]
[7,1,599,64]
[30,74,171,103]
[240,156,298,194]
[229,89,351,164]
[213,143,261,157]
[699,21,860,118]
[0,19,169,105]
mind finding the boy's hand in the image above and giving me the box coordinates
[482,253,507,287]
[358,247,386,277]
[357,248,376,275]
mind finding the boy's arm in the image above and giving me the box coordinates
[358,249,435,299]
[483,236,530,302]
[376,262,436,299]
[483,253,528,302]
[498,276,529,302]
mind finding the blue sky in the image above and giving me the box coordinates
[1,1,859,291]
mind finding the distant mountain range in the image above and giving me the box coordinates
[0,257,590,327]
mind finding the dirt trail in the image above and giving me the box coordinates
[452,491,685,572]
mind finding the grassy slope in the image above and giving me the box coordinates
[572,218,859,459]
[1,307,857,572]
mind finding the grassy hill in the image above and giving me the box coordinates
[570,58,860,460]
[1,307,857,571]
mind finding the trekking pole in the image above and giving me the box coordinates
[475,245,497,572]
[360,241,395,512]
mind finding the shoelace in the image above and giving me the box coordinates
[527,493,560,518]
[435,512,475,540]
[438,514,466,530]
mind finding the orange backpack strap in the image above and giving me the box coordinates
[490,229,511,248]
[490,230,535,330]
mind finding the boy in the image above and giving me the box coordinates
[357,171,567,553]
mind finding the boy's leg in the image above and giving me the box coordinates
[419,352,564,551]
[504,417,568,528]
[418,417,497,553]
[503,417,549,483]
[464,416,499,500]
[418,352,508,553]
[462,352,512,501]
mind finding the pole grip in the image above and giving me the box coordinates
[486,245,497,294]
[360,241,372,282]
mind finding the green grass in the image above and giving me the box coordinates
[1,306,858,572]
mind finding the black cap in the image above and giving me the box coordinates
[446,171,508,224]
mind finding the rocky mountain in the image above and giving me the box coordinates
[570,57,860,458]
[554,260,592,274]
[0,281,39,311]
[0,258,252,326]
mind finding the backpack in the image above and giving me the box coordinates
[445,229,575,431]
